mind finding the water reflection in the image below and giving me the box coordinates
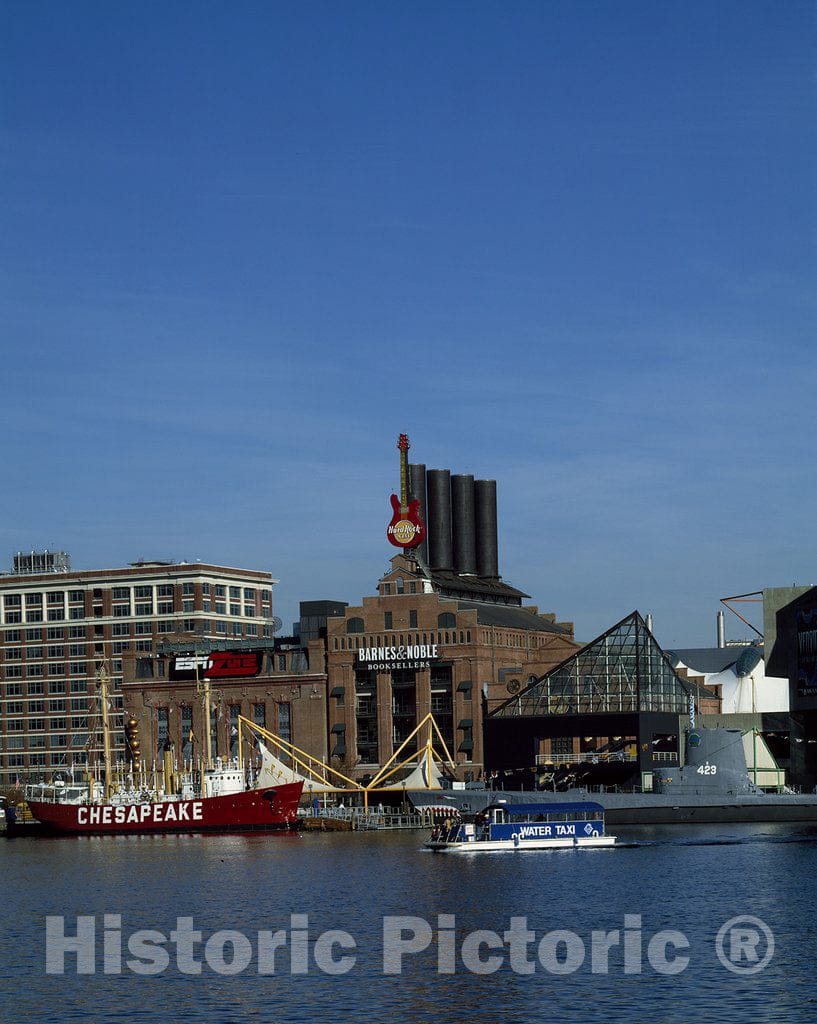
[2,823,816,1023]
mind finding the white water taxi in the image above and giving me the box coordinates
[425,800,616,853]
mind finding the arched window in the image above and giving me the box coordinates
[437,612,456,629]
[347,617,364,634]
[396,576,405,594]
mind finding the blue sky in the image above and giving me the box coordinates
[1,1,815,646]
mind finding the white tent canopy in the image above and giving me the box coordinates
[393,757,446,790]
[255,740,328,794]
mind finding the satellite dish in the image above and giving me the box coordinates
[271,616,283,634]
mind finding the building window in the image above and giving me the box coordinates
[277,703,291,745]
[347,617,364,634]
[156,708,169,759]
[181,705,193,760]
[409,610,418,629]
[384,612,393,630]
[438,612,456,629]
[382,584,390,595]
[229,706,240,757]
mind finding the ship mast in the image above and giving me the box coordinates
[96,663,113,800]
[196,653,212,770]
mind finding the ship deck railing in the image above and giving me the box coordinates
[535,752,638,766]
[308,805,435,831]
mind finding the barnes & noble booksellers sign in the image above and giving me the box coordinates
[356,644,439,671]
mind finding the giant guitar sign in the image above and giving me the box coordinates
[387,433,426,548]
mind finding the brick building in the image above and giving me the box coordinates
[0,553,280,788]
[325,550,577,783]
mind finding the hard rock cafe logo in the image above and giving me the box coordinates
[387,433,426,549]
[388,516,421,546]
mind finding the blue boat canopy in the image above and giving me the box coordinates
[486,801,605,816]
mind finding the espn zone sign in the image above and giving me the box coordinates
[171,651,263,680]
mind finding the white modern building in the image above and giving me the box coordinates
[667,644,789,714]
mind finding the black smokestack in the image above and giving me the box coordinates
[426,469,453,571]
[451,474,477,575]
[475,479,498,578]
[407,463,428,563]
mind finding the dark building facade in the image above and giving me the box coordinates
[486,612,721,791]
[767,586,817,787]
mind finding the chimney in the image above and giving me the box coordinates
[451,474,477,575]
[426,469,453,571]
[407,463,428,563]
[475,479,498,578]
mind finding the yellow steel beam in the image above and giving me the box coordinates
[238,715,363,790]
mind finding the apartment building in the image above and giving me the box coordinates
[0,552,277,788]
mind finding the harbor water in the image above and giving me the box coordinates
[2,822,816,1023]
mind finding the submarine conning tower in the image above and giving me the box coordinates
[653,727,762,797]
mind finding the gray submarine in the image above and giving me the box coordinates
[407,727,817,825]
